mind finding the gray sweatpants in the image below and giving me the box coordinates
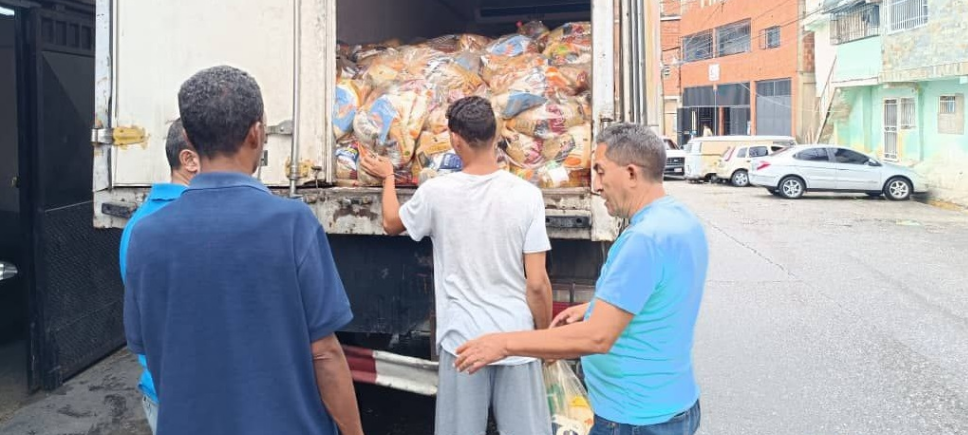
[436,351,552,435]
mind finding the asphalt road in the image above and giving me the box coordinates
[3,180,966,435]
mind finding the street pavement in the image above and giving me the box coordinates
[2,180,966,435]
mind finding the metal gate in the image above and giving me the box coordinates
[883,99,899,161]
[21,6,124,390]
[755,79,792,136]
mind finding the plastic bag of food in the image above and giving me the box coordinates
[334,78,369,140]
[541,22,592,47]
[423,34,491,53]
[492,92,547,120]
[414,130,463,185]
[453,50,485,76]
[359,49,406,88]
[486,34,540,57]
[334,139,361,185]
[544,361,593,435]
[502,130,545,168]
[517,21,550,40]
[353,80,433,172]
[557,64,591,95]
[544,40,593,66]
[425,62,488,104]
[481,53,546,86]
[506,99,588,140]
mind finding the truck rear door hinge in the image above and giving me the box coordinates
[101,201,138,220]
[91,126,147,147]
[266,120,294,136]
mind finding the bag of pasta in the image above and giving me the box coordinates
[352,80,433,185]
[506,98,588,140]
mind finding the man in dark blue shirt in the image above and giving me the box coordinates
[123,65,363,435]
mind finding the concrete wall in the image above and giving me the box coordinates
[914,79,968,205]
[881,0,968,83]
[834,37,882,83]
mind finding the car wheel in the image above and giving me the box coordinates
[885,177,912,201]
[731,170,750,187]
[779,176,805,199]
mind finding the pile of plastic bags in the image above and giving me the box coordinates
[333,21,593,188]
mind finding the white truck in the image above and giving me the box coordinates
[91,0,663,395]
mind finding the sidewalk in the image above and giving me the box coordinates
[0,350,150,435]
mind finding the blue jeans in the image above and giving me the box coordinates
[589,400,701,435]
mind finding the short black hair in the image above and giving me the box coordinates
[446,96,496,149]
[177,66,264,159]
[596,123,666,182]
[164,119,191,170]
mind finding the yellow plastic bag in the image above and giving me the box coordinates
[544,360,593,435]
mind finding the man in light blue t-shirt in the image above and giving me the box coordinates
[456,123,708,435]
[119,119,198,434]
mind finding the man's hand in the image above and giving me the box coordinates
[454,334,509,375]
[359,148,394,181]
[551,302,590,328]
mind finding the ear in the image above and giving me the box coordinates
[625,164,638,182]
[179,149,200,173]
[246,121,265,150]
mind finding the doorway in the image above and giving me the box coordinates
[0,4,28,422]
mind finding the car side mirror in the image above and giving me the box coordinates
[0,262,18,281]
[867,159,882,167]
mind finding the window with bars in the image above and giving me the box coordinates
[760,26,781,49]
[831,4,880,45]
[683,31,714,62]
[716,20,751,57]
[889,0,928,32]
[939,95,965,135]
[900,97,916,129]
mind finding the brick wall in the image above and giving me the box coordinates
[803,31,816,73]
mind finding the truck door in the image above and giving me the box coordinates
[20,5,123,390]
[93,0,334,196]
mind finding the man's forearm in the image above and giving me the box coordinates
[503,321,611,360]
[381,177,405,235]
[314,348,364,435]
[526,281,553,330]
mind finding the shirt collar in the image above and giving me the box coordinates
[188,172,271,193]
[148,183,188,201]
[630,196,674,226]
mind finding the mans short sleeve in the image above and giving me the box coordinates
[399,185,433,241]
[298,225,354,342]
[524,191,551,253]
[123,235,145,355]
[594,232,662,315]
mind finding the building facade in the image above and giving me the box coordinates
[674,0,817,146]
[810,0,968,205]
[661,0,682,141]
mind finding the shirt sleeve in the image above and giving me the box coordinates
[594,232,663,315]
[523,190,551,254]
[298,224,354,342]
[123,230,145,355]
[398,185,433,241]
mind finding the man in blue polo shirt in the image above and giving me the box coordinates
[119,118,198,434]
[123,65,363,435]
[456,123,708,435]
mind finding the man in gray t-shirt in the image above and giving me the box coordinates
[361,96,553,435]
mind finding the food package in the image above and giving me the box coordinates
[452,51,485,75]
[423,34,491,53]
[334,139,361,185]
[425,61,488,105]
[485,34,540,57]
[333,78,369,140]
[492,92,548,120]
[353,80,434,186]
[359,49,406,88]
[503,129,545,168]
[481,53,546,86]
[517,21,550,41]
[544,361,593,435]
[541,22,592,48]
[543,39,593,66]
[557,64,591,95]
[506,98,588,140]
[414,130,463,185]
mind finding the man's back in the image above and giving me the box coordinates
[124,172,352,435]
[400,170,550,363]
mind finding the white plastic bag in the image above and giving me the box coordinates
[544,361,593,435]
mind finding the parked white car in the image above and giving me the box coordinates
[748,145,928,200]
[715,143,790,187]
[664,137,686,178]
